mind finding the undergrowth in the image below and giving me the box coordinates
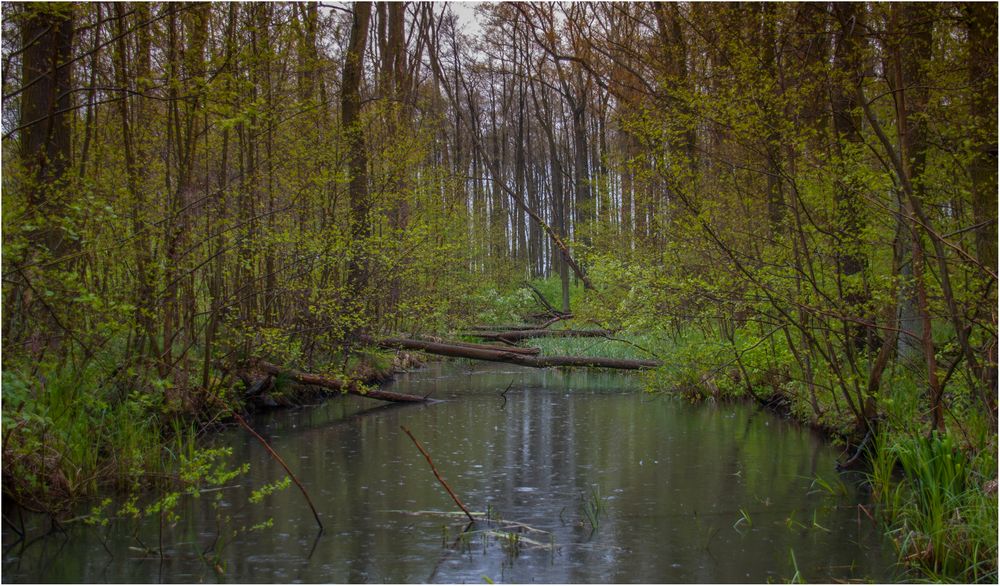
[1,339,398,516]
[868,432,997,583]
[1,350,225,514]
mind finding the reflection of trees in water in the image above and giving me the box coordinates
[2,363,888,583]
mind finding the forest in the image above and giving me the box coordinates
[1,1,997,582]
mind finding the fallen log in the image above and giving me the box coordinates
[466,314,570,331]
[465,329,612,343]
[416,335,540,356]
[467,324,542,331]
[255,360,430,403]
[371,336,660,370]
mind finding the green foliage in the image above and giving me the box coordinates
[530,333,662,361]
[180,447,248,489]
[733,508,753,533]
[0,340,242,513]
[1,4,995,582]
[2,357,155,509]
[249,475,292,504]
[788,548,805,584]
[471,286,535,325]
[868,432,998,582]
[525,276,586,315]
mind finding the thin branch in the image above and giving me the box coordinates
[400,425,476,524]
[232,412,324,532]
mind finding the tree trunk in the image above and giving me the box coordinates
[831,2,869,351]
[20,3,75,260]
[255,361,429,403]
[965,2,999,421]
[889,3,943,432]
[967,3,998,274]
[342,2,373,336]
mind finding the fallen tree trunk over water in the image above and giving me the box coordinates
[416,336,540,356]
[370,336,660,370]
[465,329,612,343]
[255,360,430,403]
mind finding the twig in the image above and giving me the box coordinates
[400,426,476,524]
[233,413,323,532]
[499,379,514,410]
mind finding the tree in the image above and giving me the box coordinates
[13,2,75,349]
[342,1,373,337]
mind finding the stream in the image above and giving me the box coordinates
[2,361,894,583]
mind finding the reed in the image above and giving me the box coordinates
[580,484,606,532]
[867,431,997,582]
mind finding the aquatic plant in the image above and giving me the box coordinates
[808,474,848,498]
[733,508,753,532]
[788,548,805,583]
[500,530,522,558]
[580,484,606,532]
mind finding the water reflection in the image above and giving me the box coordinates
[2,361,892,582]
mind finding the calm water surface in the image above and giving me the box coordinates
[2,362,893,583]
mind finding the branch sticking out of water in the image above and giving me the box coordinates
[499,379,514,410]
[233,413,323,532]
[400,425,477,524]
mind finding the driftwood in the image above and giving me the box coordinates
[371,336,660,370]
[255,360,430,403]
[466,329,612,343]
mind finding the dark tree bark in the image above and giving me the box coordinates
[465,328,612,342]
[831,2,869,351]
[112,3,157,362]
[20,3,75,260]
[889,3,942,431]
[342,2,373,334]
[415,336,541,355]
[965,1,999,420]
[966,2,998,273]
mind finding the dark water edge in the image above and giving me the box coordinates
[2,361,895,583]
